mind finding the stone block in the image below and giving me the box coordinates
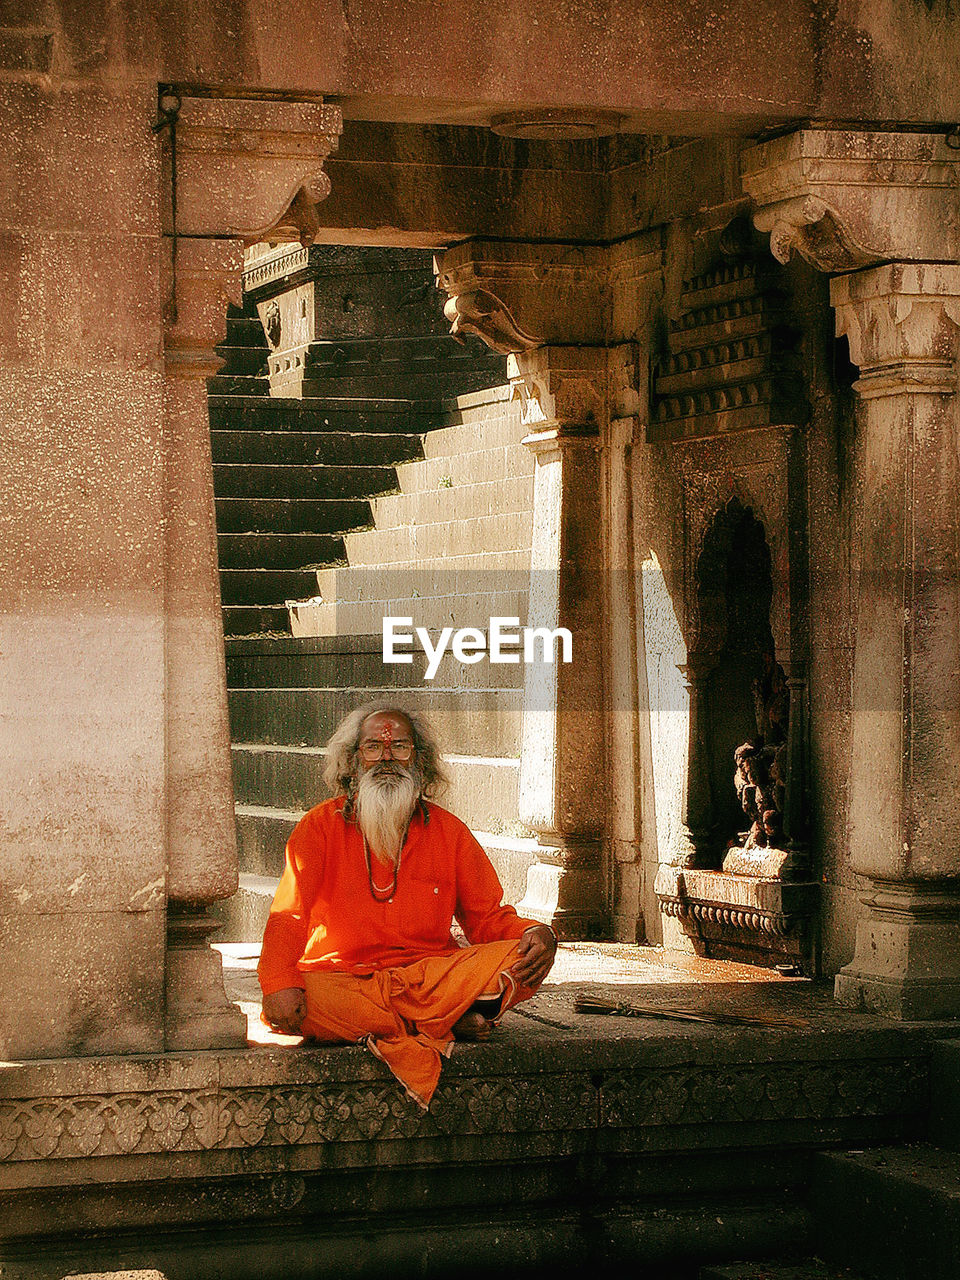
[0,909,165,1059]
[0,82,159,237]
[6,232,162,370]
[0,604,165,916]
[810,1146,960,1280]
[930,1038,960,1151]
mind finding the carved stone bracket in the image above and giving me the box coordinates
[742,129,960,271]
[435,239,608,350]
[160,95,343,244]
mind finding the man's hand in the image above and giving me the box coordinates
[262,986,307,1035]
[511,924,558,988]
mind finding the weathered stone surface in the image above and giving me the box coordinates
[0,910,165,1060]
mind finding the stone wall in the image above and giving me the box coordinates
[0,77,169,1058]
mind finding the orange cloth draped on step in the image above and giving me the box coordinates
[258,796,543,1104]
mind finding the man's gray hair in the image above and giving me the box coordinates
[322,701,450,797]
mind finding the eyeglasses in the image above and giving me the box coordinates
[358,739,415,762]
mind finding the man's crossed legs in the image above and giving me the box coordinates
[300,938,539,1107]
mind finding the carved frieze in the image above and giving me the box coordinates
[0,1049,924,1165]
[649,261,807,442]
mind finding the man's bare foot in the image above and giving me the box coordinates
[452,1010,492,1042]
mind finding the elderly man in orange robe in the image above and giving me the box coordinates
[258,702,558,1107]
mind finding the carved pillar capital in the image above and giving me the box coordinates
[741,129,960,271]
[508,345,608,431]
[831,264,960,395]
[435,239,607,353]
[160,94,342,244]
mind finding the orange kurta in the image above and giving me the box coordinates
[258,797,542,1105]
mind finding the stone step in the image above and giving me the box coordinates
[294,582,530,641]
[222,605,290,636]
[376,475,534,526]
[343,509,532,562]
[208,396,449,433]
[215,497,372,535]
[297,368,505,401]
[213,345,269,376]
[227,686,523,754]
[230,743,525,834]
[398,448,535,492]
[418,413,526,459]
[291,599,531,643]
[217,533,345,571]
[225,634,417,688]
[700,1263,869,1279]
[220,568,321,607]
[810,1145,960,1280]
[930,1038,960,1150]
[210,429,425,467]
[213,463,399,501]
[212,869,279,942]
[225,634,524,691]
[234,806,300,879]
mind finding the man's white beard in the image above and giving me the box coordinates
[354,763,421,865]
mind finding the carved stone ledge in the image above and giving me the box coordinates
[0,1034,924,1168]
[242,244,311,293]
[160,96,342,243]
[741,129,960,271]
[655,865,819,969]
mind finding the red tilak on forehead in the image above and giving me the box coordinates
[376,724,395,741]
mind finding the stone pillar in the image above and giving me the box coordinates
[743,128,960,1017]
[0,79,168,1060]
[157,95,341,1048]
[161,237,247,1048]
[831,264,960,1018]
[781,659,807,852]
[673,654,717,868]
[435,241,610,937]
[513,350,606,935]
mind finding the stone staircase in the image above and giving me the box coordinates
[212,392,435,636]
[210,250,540,941]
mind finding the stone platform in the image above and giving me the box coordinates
[0,946,938,1279]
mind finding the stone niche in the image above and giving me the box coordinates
[651,234,819,972]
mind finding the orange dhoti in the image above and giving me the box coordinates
[300,938,537,1107]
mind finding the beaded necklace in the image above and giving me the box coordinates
[361,832,401,902]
